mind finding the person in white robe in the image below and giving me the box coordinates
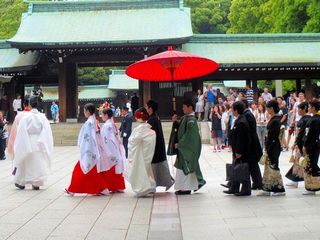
[100,108,125,174]
[7,98,32,161]
[128,107,156,197]
[13,96,53,190]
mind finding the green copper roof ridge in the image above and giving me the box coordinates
[190,33,320,43]
[25,0,181,13]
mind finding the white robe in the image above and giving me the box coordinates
[78,115,101,174]
[100,119,125,174]
[7,110,32,161]
[13,109,53,186]
[128,122,156,196]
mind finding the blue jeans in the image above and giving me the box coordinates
[256,125,266,151]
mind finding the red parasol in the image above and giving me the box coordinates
[126,46,219,82]
[126,46,219,155]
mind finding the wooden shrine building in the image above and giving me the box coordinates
[1,0,320,120]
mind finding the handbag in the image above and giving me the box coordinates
[228,161,250,183]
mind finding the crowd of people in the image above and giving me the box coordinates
[3,84,320,199]
[202,83,320,197]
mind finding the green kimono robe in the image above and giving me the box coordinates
[174,114,206,186]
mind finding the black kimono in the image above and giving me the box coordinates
[285,115,310,182]
[147,113,174,188]
[303,114,320,191]
[263,114,285,193]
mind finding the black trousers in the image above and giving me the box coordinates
[249,161,263,188]
[0,138,6,159]
[123,137,129,158]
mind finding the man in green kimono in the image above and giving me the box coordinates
[173,99,206,195]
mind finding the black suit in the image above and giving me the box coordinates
[119,114,132,158]
[243,109,263,188]
[230,114,251,194]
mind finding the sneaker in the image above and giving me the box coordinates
[256,191,271,196]
[217,147,221,152]
[32,185,40,190]
[282,147,289,152]
[285,181,298,188]
[15,183,25,190]
[302,191,316,195]
[213,148,217,152]
[271,192,286,197]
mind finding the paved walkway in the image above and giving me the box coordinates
[0,146,320,240]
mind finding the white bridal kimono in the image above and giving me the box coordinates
[13,109,53,186]
[128,122,156,197]
[100,118,125,174]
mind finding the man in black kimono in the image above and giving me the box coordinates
[146,100,174,190]
[241,99,263,190]
[119,106,132,158]
[223,101,251,196]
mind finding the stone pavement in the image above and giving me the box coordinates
[1,145,320,240]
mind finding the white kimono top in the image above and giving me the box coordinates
[78,115,101,174]
[100,119,125,174]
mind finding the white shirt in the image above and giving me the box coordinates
[261,92,273,102]
[12,99,22,111]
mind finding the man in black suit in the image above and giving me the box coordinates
[119,106,132,158]
[223,101,251,196]
[241,99,263,190]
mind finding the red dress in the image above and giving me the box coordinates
[67,118,126,194]
[67,163,125,194]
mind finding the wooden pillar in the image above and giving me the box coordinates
[275,80,283,97]
[66,63,78,122]
[58,62,78,122]
[58,63,67,122]
[252,79,258,103]
[246,79,251,87]
[142,81,151,107]
[296,79,302,93]
[305,78,312,101]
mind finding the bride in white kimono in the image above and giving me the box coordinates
[13,96,53,190]
[128,107,156,197]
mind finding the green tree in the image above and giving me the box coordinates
[227,0,267,33]
[78,67,109,86]
[0,0,27,39]
[185,0,231,33]
[303,0,320,32]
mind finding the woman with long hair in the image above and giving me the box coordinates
[255,103,268,150]
[195,89,204,121]
[211,105,222,152]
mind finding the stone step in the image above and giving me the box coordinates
[49,121,211,146]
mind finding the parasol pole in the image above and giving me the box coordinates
[170,68,176,114]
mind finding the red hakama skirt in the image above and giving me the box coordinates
[67,161,125,194]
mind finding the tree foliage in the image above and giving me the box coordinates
[185,0,231,33]
[228,0,320,33]
[78,67,110,86]
[0,0,27,39]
